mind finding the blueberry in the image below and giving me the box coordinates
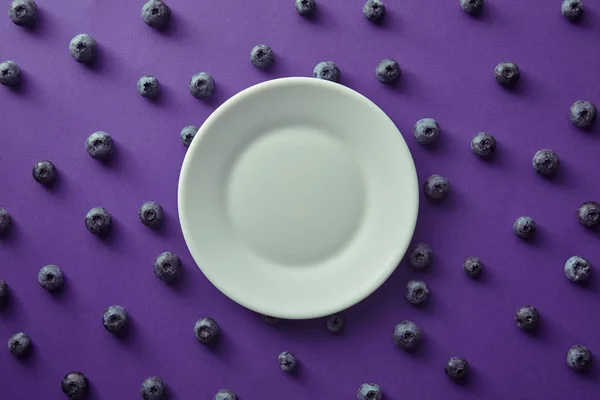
[7,332,31,357]
[9,0,37,26]
[577,202,600,228]
[375,59,400,85]
[142,0,171,29]
[494,62,520,86]
[562,0,584,21]
[263,315,280,324]
[445,357,469,381]
[194,317,219,345]
[0,207,11,236]
[326,314,345,333]
[408,242,432,268]
[564,256,591,283]
[356,383,382,400]
[0,60,21,87]
[137,75,160,99]
[69,34,97,64]
[405,279,429,305]
[295,0,316,16]
[460,0,484,15]
[462,257,483,278]
[138,201,163,228]
[569,100,597,128]
[214,389,238,400]
[278,351,297,373]
[363,0,385,22]
[140,376,167,400]
[180,125,198,147]
[566,345,592,372]
[313,61,340,83]
[424,174,449,200]
[392,320,422,351]
[470,132,497,157]
[513,216,536,239]
[85,131,114,161]
[153,252,181,283]
[413,118,440,145]
[102,305,129,335]
[38,265,64,292]
[250,45,275,70]
[32,160,57,184]
[61,372,88,399]
[0,280,9,308]
[189,72,215,99]
[515,305,540,331]
[532,149,560,176]
[85,207,112,236]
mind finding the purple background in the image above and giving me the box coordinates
[1,0,599,398]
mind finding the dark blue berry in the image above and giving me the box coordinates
[138,201,163,228]
[189,72,215,99]
[8,332,31,357]
[61,372,88,399]
[180,125,198,147]
[103,305,129,335]
[142,0,171,29]
[38,265,64,292]
[69,34,97,64]
[393,320,421,350]
[463,257,483,278]
[140,376,167,400]
[405,280,429,305]
[32,160,57,184]
[85,207,112,236]
[326,314,345,333]
[9,0,37,26]
[295,0,316,16]
[577,202,600,228]
[570,101,597,128]
[513,216,536,239]
[566,345,592,372]
[0,280,9,308]
[363,0,385,22]
[471,132,496,157]
[424,174,449,200]
[494,62,520,86]
[85,131,114,161]
[278,351,297,373]
[445,357,469,381]
[153,252,181,283]
[414,118,440,145]
[376,59,400,84]
[515,305,539,331]
[0,60,21,87]
[137,75,160,98]
[214,389,238,400]
[532,149,560,176]
[357,383,382,400]
[562,0,584,21]
[460,0,484,15]
[250,45,275,70]
[0,207,11,236]
[408,242,432,268]
[564,256,591,283]
[194,317,219,345]
[313,61,340,83]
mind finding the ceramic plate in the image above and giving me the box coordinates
[178,77,418,319]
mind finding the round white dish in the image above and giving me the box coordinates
[178,77,418,319]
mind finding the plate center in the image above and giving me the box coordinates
[226,124,366,266]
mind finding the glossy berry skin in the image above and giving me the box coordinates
[142,0,171,29]
[295,0,316,16]
[69,34,97,64]
[460,0,484,15]
[189,72,215,99]
[577,202,600,228]
[102,305,129,335]
[313,61,340,83]
[408,242,432,268]
[85,131,114,161]
[357,383,382,400]
[326,314,345,333]
[413,118,440,145]
[137,75,160,98]
[0,207,11,236]
[0,60,21,87]
[9,0,37,26]
[392,320,421,351]
[494,62,520,86]
[532,149,560,176]
[566,345,592,372]
[405,279,429,305]
[513,216,536,239]
[424,174,449,200]
[463,257,483,278]
[363,0,385,22]
[85,207,112,236]
[562,0,584,21]
[8,332,31,357]
[61,372,88,399]
[180,125,198,147]
[140,376,167,400]
[569,100,597,128]
[0,280,9,308]
[471,132,497,157]
[38,265,64,292]
[250,45,275,70]
[153,252,181,283]
[278,351,297,373]
[445,357,469,381]
[564,256,591,283]
[214,389,238,400]
[376,59,400,84]
[515,305,540,331]
[194,317,220,345]
[138,201,164,228]
[32,160,57,184]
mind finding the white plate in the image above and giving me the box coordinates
[178,77,418,319]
